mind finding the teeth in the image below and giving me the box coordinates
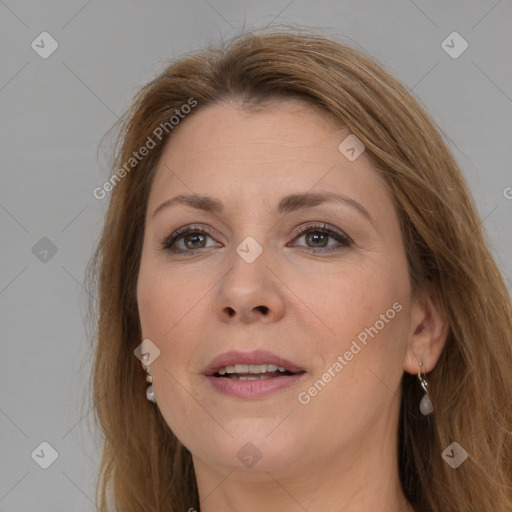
[233,375,272,381]
[217,363,290,375]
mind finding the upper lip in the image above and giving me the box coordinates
[203,349,305,376]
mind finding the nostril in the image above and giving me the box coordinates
[223,305,268,317]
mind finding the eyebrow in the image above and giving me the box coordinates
[152,192,374,225]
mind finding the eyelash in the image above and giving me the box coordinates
[161,223,352,255]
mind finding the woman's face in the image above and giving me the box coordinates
[137,99,415,479]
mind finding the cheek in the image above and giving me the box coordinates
[293,278,409,446]
[136,259,192,399]
[136,254,204,393]
[137,265,169,339]
[137,269,199,443]
[304,260,407,343]
[137,253,195,340]
[300,248,410,403]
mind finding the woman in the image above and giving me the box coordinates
[87,30,512,511]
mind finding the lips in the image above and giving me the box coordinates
[203,349,305,377]
[203,349,306,398]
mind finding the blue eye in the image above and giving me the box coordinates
[162,223,352,254]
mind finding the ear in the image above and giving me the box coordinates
[403,285,449,374]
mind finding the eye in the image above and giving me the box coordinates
[162,225,220,254]
[289,223,352,253]
[162,223,352,255]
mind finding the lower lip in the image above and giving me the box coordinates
[205,373,306,399]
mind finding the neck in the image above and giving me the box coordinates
[193,423,414,511]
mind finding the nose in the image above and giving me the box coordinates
[213,250,285,324]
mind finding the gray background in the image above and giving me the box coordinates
[1,1,511,510]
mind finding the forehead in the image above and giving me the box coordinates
[160,98,344,164]
[148,99,389,215]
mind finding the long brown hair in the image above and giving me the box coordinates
[87,29,512,511]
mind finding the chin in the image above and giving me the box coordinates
[188,423,304,476]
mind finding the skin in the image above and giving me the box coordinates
[136,99,448,512]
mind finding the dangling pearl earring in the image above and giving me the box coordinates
[418,362,433,415]
[146,369,156,403]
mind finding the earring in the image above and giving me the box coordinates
[146,369,156,403]
[418,362,433,415]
